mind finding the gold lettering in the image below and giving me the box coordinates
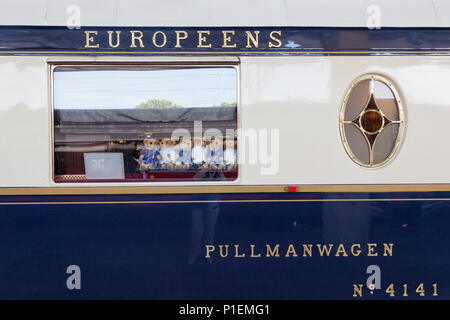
[335,244,349,257]
[367,243,378,256]
[197,30,212,48]
[130,30,145,48]
[266,244,280,257]
[84,31,99,48]
[285,244,298,257]
[107,31,121,48]
[175,30,188,48]
[302,244,313,257]
[250,244,261,258]
[152,31,167,48]
[316,244,334,257]
[351,244,361,256]
[218,244,229,257]
[268,30,282,48]
[222,30,237,48]
[353,284,363,297]
[245,30,260,48]
[234,244,245,258]
[383,243,393,256]
[205,245,215,258]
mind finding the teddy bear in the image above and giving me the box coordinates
[138,138,162,171]
[204,137,225,170]
[175,138,192,170]
[159,138,176,170]
[224,138,237,171]
[191,136,206,169]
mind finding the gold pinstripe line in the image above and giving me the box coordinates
[1,185,450,196]
[1,198,449,205]
[1,50,450,55]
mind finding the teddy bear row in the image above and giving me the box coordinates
[137,136,237,171]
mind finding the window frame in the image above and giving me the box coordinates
[48,61,241,185]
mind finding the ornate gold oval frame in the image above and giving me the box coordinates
[339,74,404,168]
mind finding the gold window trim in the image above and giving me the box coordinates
[339,74,404,168]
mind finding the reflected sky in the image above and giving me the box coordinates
[54,67,237,109]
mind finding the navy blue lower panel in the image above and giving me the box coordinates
[0,192,448,299]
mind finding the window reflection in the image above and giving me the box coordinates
[53,66,238,182]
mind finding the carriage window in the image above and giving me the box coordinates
[340,74,404,167]
[53,66,238,182]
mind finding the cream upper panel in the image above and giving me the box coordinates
[239,55,450,185]
[0,55,449,187]
[0,57,49,187]
[0,0,449,27]
[0,56,239,188]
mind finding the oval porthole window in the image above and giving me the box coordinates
[340,74,404,167]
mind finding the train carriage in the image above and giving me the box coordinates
[0,0,449,299]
